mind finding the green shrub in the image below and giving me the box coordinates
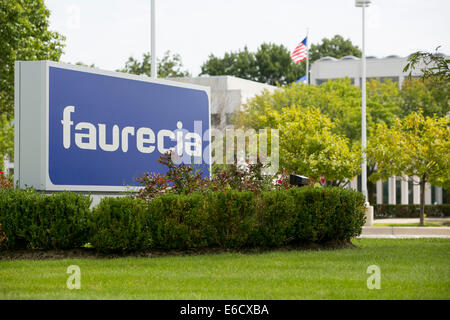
[251,191,297,247]
[289,187,366,242]
[205,191,258,248]
[0,186,367,252]
[148,193,211,249]
[0,189,91,250]
[89,197,149,253]
[373,204,450,218]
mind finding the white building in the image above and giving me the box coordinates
[311,55,447,205]
[310,54,424,87]
[171,75,276,130]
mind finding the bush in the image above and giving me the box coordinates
[205,191,258,248]
[374,204,450,218]
[289,187,366,243]
[0,186,366,252]
[148,193,212,249]
[0,172,13,189]
[251,191,297,247]
[89,197,149,253]
[0,189,91,250]
[92,187,365,251]
[136,153,292,201]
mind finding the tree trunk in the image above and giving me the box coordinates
[419,178,426,226]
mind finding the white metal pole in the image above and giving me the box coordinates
[306,28,309,85]
[151,0,157,79]
[361,5,368,204]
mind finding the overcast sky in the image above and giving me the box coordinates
[45,0,449,76]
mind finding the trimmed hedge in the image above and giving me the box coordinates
[0,187,366,253]
[90,187,366,253]
[89,197,150,252]
[148,192,213,250]
[374,204,450,218]
[0,189,91,250]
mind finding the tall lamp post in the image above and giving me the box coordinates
[355,0,370,205]
[151,0,157,79]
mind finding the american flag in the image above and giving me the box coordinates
[290,37,308,63]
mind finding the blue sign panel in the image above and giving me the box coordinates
[48,67,210,187]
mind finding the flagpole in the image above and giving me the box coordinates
[306,28,309,85]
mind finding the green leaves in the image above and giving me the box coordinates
[0,0,65,117]
[0,189,91,250]
[309,35,362,63]
[278,107,361,184]
[367,111,450,189]
[200,43,305,85]
[0,114,14,168]
[0,0,65,165]
[118,50,191,78]
[234,79,363,183]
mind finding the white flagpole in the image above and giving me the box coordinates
[151,0,157,79]
[306,28,309,85]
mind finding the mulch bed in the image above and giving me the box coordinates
[0,241,357,260]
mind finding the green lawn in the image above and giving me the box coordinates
[1,239,449,299]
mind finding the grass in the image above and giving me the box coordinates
[0,239,449,300]
[373,222,448,227]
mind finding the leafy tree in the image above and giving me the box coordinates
[234,91,361,184]
[200,43,305,85]
[0,0,64,167]
[367,79,402,126]
[200,46,257,80]
[0,0,65,117]
[234,78,401,143]
[403,47,450,83]
[0,114,14,170]
[309,35,361,63]
[401,47,449,118]
[367,112,450,225]
[400,78,449,118]
[278,107,361,184]
[119,50,190,78]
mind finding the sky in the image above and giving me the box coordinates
[45,0,450,76]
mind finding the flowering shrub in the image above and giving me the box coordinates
[136,152,292,201]
[0,172,13,190]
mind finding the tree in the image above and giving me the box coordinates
[309,35,361,63]
[403,47,450,83]
[119,50,190,78]
[0,0,64,168]
[278,107,361,184]
[0,114,14,170]
[234,78,402,143]
[200,43,305,85]
[0,0,65,117]
[200,46,257,80]
[400,78,449,118]
[401,47,449,118]
[400,47,449,118]
[367,112,450,225]
[233,86,361,183]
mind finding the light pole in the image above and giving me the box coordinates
[356,0,370,205]
[151,0,157,79]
